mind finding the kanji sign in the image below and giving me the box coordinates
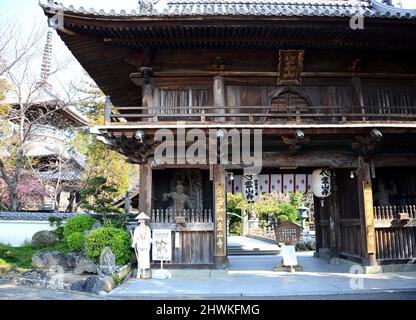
[242,175,259,202]
[277,50,305,85]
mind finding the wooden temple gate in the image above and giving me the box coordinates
[41,0,416,269]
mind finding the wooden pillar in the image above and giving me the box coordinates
[213,164,228,269]
[329,170,341,258]
[143,78,156,122]
[357,156,377,266]
[138,160,152,214]
[213,76,225,122]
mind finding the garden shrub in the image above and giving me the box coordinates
[85,227,131,265]
[63,215,96,240]
[276,215,289,224]
[276,203,298,223]
[229,222,242,235]
[67,232,84,251]
[103,213,128,229]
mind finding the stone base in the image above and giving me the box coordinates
[273,265,303,272]
[329,258,382,274]
[273,259,303,272]
[137,269,152,279]
[363,266,382,274]
[315,248,331,260]
[214,256,229,270]
[381,264,416,273]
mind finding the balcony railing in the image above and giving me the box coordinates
[151,208,213,224]
[106,105,416,124]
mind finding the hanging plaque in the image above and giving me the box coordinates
[277,50,305,85]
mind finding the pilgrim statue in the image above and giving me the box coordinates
[131,212,152,279]
[162,181,193,214]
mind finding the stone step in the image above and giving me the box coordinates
[227,248,280,256]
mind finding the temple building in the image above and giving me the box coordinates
[1,101,88,212]
[41,0,416,269]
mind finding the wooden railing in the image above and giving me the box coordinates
[151,208,213,224]
[373,205,416,261]
[247,227,276,243]
[106,105,416,124]
[374,205,416,220]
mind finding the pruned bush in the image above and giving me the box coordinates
[63,215,96,241]
[276,215,289,224]
[67,232,84,251]
[84,227,131,265]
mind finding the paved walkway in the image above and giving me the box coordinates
[1,236,415,299]
[108,251,416,299]
[0,284,102,300]
[227,236,279,250]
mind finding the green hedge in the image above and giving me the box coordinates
[84,227,131,265]
[63,215,96,241]
[67,232,84,251]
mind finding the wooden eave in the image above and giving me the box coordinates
[43,8,416,110]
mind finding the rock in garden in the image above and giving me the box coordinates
[32,230,59,247]
[22,270,47,280]
[84,275,114,294]
[82,221,102,237]
[66,251,85,269]
[74,257,97,275]
[99,247,116,274]
[31,251,69,271]
[70,279,86,292]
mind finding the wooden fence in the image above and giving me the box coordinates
[247,228,276,243]
[374,205,416,262]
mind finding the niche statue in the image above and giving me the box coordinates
[162,181,192,215]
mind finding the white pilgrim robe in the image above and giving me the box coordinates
[131,224,152,270]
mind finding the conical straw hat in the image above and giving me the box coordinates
[135,212,150,220]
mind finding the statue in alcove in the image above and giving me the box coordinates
[162,181,193,214]
[374,179,398,206]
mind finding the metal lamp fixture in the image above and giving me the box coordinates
[295,129,305,139]
[134,130,145,142]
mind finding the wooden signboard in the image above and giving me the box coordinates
[214,182,226,256]
[363,181,376,254]
[274,221,302,244]
[277,50,305,85]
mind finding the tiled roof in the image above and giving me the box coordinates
[40,0,416,19]
[0,211,84,221]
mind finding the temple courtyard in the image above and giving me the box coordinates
[1,237,415,300]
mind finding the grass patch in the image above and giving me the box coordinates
[0,242,70,272]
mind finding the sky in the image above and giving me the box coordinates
[0,0,415,100]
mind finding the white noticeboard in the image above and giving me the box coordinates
[152,229,172,261]
[282,245,298,266]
